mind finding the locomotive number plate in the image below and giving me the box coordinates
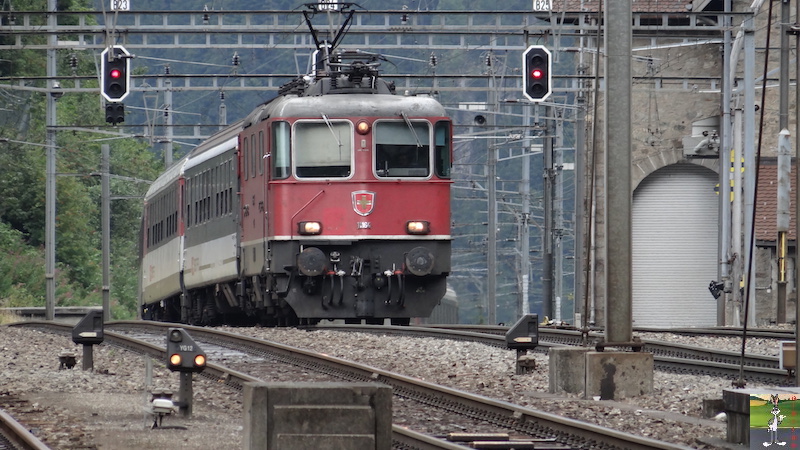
[357,222,371,229]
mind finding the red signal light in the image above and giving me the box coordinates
[101,45,130,102]
[522,45,552,102]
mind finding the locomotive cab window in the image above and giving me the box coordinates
[294,120,352,178]
[272,121,290,179]
[374,121,430,178]
[434,121,452,179]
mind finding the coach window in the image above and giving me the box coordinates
[185,180,191,228]
[243,137,249,181]
[295,120,352,178]
[434,121,451,178]
[194,176,199,225]
[272,121,290,179]
[258,131,265,176]
[204,170,211,222]
[375,121,430,178]
[250,133,257,179]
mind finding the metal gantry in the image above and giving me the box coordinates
[0,6,751,325]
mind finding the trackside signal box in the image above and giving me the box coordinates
[505,314,539,351]
[72,310,105,346]
[166,328,207,373]
[72,310,104,371]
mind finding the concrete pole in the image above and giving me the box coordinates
[554,115,565,323]
[45,0,58,321]
[795,20,800,388]
[795,20,800,387]
[487,145,497,325]
[743,16,757,328]
[732,108,744,326]
[777,130,791,324]
[487,71,497,325]
[574,47,587,330]
[101,144,111,322]
[719,0,733,326]
[776,0,791,323]
[604,0,633,343]
[543,111,554,321]
[520,105,531,318]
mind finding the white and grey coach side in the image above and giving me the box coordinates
[180,126,242,297]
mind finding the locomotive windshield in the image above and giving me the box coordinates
[294,120,353,178]
[375,121,430,177]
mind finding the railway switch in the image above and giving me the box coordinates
[166,328,206,373]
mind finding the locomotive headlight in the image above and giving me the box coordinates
[356,120,370,135]
[406,221,430,235]
[298,221,322,235]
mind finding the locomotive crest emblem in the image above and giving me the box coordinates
[352,191,375,216]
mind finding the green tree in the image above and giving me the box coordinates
[0,0,162,318]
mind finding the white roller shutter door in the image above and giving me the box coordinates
[632,164,719,327]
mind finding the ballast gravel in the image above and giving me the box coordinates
[0,323,779,449]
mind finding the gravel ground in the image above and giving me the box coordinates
[0,323,780,449]
[0,326,243,449]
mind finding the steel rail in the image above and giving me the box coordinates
[8,321,476,449]
[420,323,786,368]
[103,321,691,450]
[0,409,50,450]
[317,323,792,384]
[8,320,699,448]
[424,324,797,341]
[633,326,795,340]
[10,322,456,450]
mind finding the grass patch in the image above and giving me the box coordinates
[0,309,23,325]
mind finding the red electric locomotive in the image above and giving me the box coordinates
[140,47,453,326]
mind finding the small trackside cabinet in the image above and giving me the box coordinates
[71,310,104,345]
[166,328,207,373]
[505,314,539,351]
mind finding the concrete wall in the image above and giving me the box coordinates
[586,1,797,327]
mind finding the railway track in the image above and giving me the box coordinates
[317,323,793,385]
[9,321,690,450]
[0,409,49,450]
[424,324,796,341]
